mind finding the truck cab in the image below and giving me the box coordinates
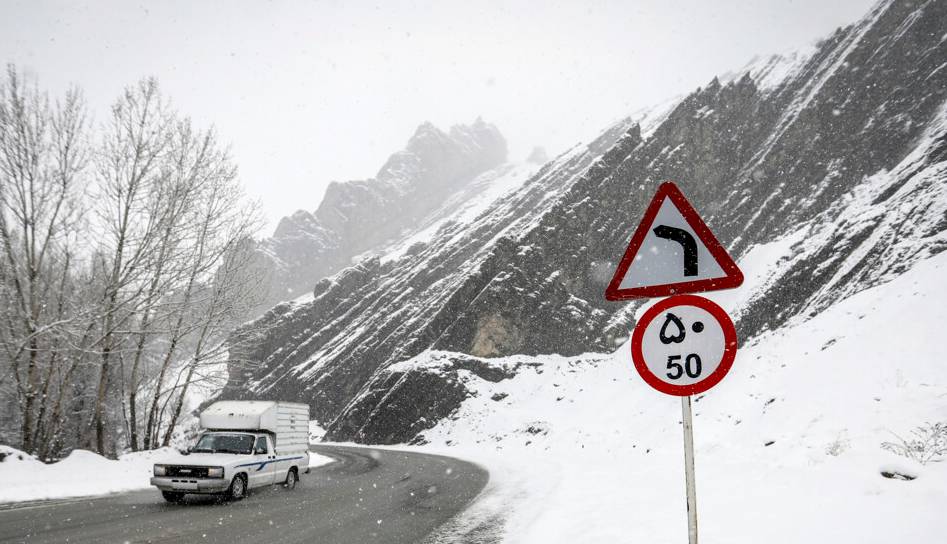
[150,401,310,502]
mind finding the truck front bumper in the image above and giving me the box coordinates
[150,477,230,494]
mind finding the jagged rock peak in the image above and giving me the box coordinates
[448,117,506,151]
[405,121,449,151]
[272,209,321,239]
[377,119,507,183]
[246,117,515,315]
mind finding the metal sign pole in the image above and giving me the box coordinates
[681,395,699,544]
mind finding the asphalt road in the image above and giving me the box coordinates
[0,444,489,544]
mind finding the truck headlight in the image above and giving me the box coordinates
[154,464,167,476]
[207,466,224,478]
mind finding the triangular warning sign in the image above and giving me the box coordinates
[604,181,743,301]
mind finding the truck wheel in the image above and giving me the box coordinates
[283,468,298,490]
[228,474,247,500]
[161,491,185,503]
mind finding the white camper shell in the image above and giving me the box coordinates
[200,401,309,456]
[151,400,311,502]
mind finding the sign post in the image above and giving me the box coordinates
[682,395,698,544]
[604,181,743,544]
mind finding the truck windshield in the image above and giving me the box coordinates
[192,433,254,454]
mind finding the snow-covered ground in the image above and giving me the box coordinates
[409,247,947,543]
[0,445,175,503]
[0,445,333,504]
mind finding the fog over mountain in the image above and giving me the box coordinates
[249,119,507,311]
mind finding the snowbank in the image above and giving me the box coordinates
[0,445,333,504]
[413,249,947,543]
[0,446,175,503]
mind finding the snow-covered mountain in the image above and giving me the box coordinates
[249,118,508,311]
[226,113,640,422]
[224,0,947,449]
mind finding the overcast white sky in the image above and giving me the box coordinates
[2,0,876,234]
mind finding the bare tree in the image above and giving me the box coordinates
[161,211,263,446]
[138,120,263,448]
[0,65,88,455]
[122,122,207,451]
[86,77,174,454]
[0,69,265,457]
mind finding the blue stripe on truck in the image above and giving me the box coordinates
[235,456,306,472]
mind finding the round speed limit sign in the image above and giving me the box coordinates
[631,294,737,396]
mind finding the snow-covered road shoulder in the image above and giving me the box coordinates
[0,446,174,504]
[0,444,333,504]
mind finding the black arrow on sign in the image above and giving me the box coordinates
[653,225,698,276]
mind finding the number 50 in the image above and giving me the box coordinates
[666,354,702,379]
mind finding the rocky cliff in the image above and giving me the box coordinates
[226,0,947,444]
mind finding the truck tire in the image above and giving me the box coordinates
[283,468,298,490]
[228,474,247,501]
[161,491,185,503]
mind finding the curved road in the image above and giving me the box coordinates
[0,445,489,544]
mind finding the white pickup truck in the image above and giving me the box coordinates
[150,400,310,502]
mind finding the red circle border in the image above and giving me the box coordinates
[630,294,737,396]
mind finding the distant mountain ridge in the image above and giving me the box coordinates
[225,0,947,444]
[252,119,508,310]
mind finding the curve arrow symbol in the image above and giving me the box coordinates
[653,225,698,276]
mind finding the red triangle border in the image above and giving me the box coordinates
[604,181,744,301]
